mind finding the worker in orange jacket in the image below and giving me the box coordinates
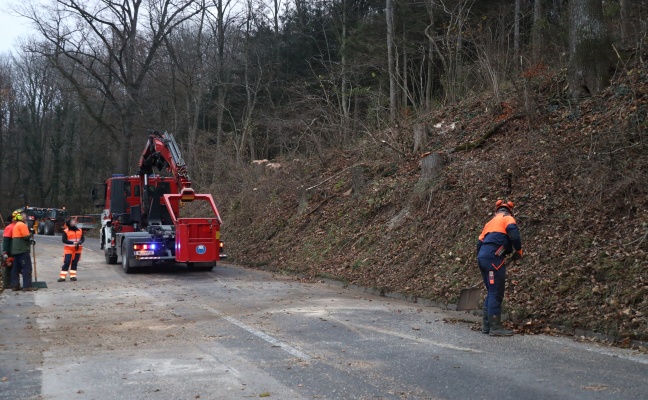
[2,212,17,288]
[477,200,523,336]
[11,210,36,291]
[59,218,85,282]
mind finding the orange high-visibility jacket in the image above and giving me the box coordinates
[62,228,85,255]
[477,213,522,258]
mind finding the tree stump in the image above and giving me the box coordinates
[297,185,308,215]
[413,123,428,152]
[419,152,445,183]
[352,165,366,196]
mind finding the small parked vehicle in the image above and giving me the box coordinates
[69,215,97,231]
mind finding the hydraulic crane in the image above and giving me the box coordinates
[97,130,224,272]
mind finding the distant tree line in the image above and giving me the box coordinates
[0,0,643,215]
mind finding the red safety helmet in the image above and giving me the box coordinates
[495,199,515,214]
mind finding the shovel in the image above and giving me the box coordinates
[31,241,47,289]
[456,281,483,311]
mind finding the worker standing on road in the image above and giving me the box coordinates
[11,210,36,291]
[2,212,17,289]
[59,218,85,282]
[477,200,523,336]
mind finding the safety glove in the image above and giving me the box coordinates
[512,249,524,261]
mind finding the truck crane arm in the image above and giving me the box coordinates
[138,130,193,194]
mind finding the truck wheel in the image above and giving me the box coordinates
[45,220,55,236]
[37,223,44,235]
[121,242,134,273]
[105,249,118,265]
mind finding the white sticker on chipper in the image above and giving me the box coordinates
[196,244,207,255]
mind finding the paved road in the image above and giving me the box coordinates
[1,233,647,399]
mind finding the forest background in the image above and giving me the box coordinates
[0,0,646,345]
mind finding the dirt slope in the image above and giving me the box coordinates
[220,59,648,345]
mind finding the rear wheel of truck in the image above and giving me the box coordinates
[37,223,44,235]
[121,242,134,273]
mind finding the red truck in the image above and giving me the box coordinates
[95,130,224,273]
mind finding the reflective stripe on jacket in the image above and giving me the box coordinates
[63,228,84,254]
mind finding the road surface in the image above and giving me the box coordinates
[1,233,647,399]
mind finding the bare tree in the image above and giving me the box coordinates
[619,0,630,46]
[0,57,15,206]
[207,0,238,150]
[425,0,473,104]
[12,49,58,204]
[386,0,396,123]
[532,0,545,61]
[162,1,211,169]
[568,0,612,99]
[514,0,521,56]
[21,0,203,174]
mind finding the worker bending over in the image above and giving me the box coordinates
[477,200,524,336]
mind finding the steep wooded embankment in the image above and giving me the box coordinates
[218,62,648,345]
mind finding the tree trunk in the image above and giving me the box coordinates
[386,0,397,124]
[514,0,521,56]
[568,0,612,99]
[215,0,228,150]
[532,0,545,62]
[619,0,630,46]
[340,0,349,132]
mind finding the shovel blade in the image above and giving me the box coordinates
[31,281,48,289]
[456,287,482,311]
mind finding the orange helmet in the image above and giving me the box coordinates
[495,200,514,214]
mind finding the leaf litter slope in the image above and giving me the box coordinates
[221,60,648,345]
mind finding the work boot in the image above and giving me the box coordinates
[481,310,490,334]
[11,286,22,291]
[70,277,77,282]
[58,278,66,282]
[488,315,513,337]
[23,287,38,292]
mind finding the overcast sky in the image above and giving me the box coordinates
[0,0,37,55]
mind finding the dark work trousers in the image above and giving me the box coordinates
[478,256,507,317]
[11,253,33,289]
[62,253,81,272]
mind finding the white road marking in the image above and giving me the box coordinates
[199,304,311,360]
[327,315,481,353]
[536,335,648,365]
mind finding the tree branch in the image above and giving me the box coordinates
[448,114,525,153]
